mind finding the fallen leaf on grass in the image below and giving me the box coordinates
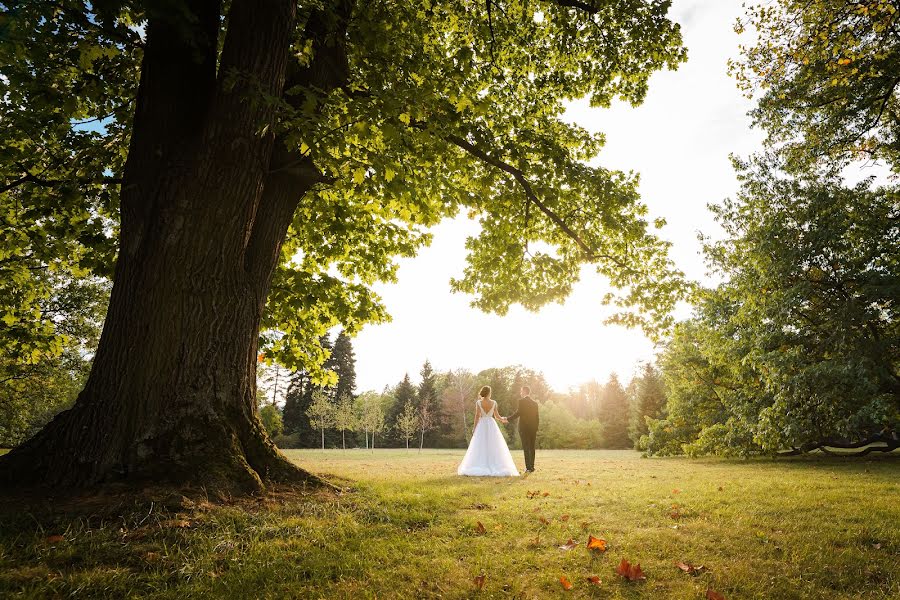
[586,575,601,586]
[475,521,486,535]
[528,536,541,548]
[558,538,579,551]
[474,574,485,590]
[560,514,569,521]
[706,589,725,600]
[526,490,541,499]
[587,535,607,552]
[672,489,681,494]
[539,516,550,525]
[615,558,646,581]
[45,535,65,544]
[675,561,706,575]
[542,491,550,497]
[559,575,573,590]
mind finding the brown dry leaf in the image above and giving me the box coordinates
[587,535,607,553]
[615,558,646,581]
[161,519,191,529]
[539,516,550,525]
[526,490,540,499]
[586,575,601,586]
[559,575,573,590]
[475,521,486,535]
[672,489,681,495]
[45,535,65,544]
[560,514,570,522]
[542,491,550,497]
[675,561,706,575]
[706,589,725,600]
[528,536,541,548]
[474,574,486,590]
[558,538,579,551]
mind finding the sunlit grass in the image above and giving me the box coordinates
[0,449,897,598]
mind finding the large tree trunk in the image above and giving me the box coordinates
[0,0,353,495]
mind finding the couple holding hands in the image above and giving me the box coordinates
[457,385,539,477]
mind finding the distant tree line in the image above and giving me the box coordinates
[256,331,669,451]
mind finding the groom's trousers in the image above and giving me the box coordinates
[520,427,537,471]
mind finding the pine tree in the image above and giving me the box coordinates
[385,373,416,447]
[417,360,439,447]
[598,374,630,448]
[331,331,356,403]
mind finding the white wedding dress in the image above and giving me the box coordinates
[457,399,519,477]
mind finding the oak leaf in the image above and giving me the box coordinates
[558,538,579,551]
[675,561,706,575]
[615,558,646,581]
[559,575,573,590]
[587,535,607,552]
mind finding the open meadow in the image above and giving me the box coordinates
[0,449,897,599]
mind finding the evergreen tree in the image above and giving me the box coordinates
[385,374,416,447]
[598,374,630,448]
[331,332,356,403]
[628,363,667,448]
[417,360,440,447]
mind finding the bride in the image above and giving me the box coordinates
[457,386,519,477]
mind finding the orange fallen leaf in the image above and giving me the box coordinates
[475,521,486,535]
[542,491,550,497]
[586,575,601,586]
[587,535,607,552]
[706,589,725,600]
[559,575,573,590]
[45,535,65,544]
[675,561,706,575]
[672,489,681,494]
[539,516,550,525]
[615,558,646,581]
[474,574,485,590]
[560,514,570,521]
[558,538,579,551]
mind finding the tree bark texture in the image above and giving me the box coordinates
[0,0,354,495]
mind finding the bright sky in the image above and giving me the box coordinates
[352,0,766,394]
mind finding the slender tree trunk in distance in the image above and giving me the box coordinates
[321,428,325,451]
[342,430,346,450]
[0,0,355,495]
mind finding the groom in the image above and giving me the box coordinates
[502,386,539,473]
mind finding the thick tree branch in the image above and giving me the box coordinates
[1,171,121,194]
[445,133,625,267]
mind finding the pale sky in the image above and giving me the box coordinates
[352,0,766,393]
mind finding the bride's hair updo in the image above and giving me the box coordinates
[479,385,492,398]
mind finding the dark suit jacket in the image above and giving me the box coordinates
[508,395,539,432]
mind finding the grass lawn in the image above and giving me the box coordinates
[0,449,897,599]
